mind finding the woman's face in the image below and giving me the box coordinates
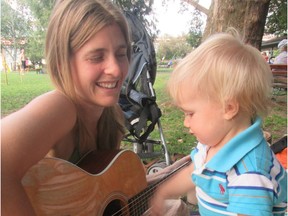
[71,23,129,108]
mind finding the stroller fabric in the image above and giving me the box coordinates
[119,11,161,143]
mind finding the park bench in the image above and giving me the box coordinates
[269,64,287,94]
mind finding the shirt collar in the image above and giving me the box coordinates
[206,117,265,172]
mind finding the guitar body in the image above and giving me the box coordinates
[22,150,147,216]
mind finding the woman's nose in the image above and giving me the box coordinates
[104,56,122,77]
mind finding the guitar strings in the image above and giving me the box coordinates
[112,160,191,216]
[113,160,191,216]
[112,178,160,216]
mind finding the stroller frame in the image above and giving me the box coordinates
[122,69,170,166]
[119,11,171,167]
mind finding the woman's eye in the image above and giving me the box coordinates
[89,56,104,62]
[116,52,127,58]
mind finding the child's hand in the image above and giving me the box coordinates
[148,192,166,216]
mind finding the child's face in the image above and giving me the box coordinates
[178,88,232,147]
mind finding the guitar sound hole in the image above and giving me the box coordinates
[103,200,124,216]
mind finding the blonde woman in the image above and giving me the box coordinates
[2,0,131,215]
[150,31,287,215]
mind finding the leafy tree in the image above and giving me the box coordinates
[186,9,204,48]
[113,0,158,38]
[113,0,154,20]
[265,0,287,36]
[1,0,32,69]
[17,0,55,63]
[156,35,192,61]
[19,0,55,29]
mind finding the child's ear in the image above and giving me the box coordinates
[224,99,239,120]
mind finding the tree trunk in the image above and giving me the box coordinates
[202,0,270,50]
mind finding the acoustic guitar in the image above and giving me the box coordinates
[22,149,190,216]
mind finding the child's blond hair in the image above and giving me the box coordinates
[168,31,273,119]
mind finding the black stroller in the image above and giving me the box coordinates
[119,11,171,171]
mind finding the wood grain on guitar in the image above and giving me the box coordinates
[22,150,148,216]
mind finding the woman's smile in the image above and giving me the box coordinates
[96,80,118,89]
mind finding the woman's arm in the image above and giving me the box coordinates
[1,91,77,216]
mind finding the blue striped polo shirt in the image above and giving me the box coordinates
[191,117,287,216]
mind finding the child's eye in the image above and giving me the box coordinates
[184,112,194,117]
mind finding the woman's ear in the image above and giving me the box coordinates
[224,99,239,120]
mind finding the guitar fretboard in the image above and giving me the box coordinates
[127,160,191,215]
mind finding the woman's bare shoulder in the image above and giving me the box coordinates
[30,90,76,112]
[1,90,78,176]
[2,90,77,130]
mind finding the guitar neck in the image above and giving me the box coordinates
[127,160,191,215]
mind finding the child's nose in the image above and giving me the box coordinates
[183,116,190,128]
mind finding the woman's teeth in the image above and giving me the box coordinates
[97,82,117,89]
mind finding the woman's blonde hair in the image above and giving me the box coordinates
[45,0,130,152]
[168,30,273,119]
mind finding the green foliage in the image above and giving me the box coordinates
[17,0,55,62]
[186,9,204,48]
[186,31,202,49]
[19,0,55,29]
[25,31,46,63]
[265,0,287,36]
[114,0,153,17]
[113,0,158,38]
[156,36,193,61]
[1,1,31,40]
[1,0,32,68]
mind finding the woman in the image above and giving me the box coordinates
[2,0,131,215]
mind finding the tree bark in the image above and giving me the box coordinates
[202,0,270,49]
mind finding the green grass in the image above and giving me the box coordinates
[1,71,53,116]
[263,114,287,135]
[150,71,197,155]
[1,69,286,156]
